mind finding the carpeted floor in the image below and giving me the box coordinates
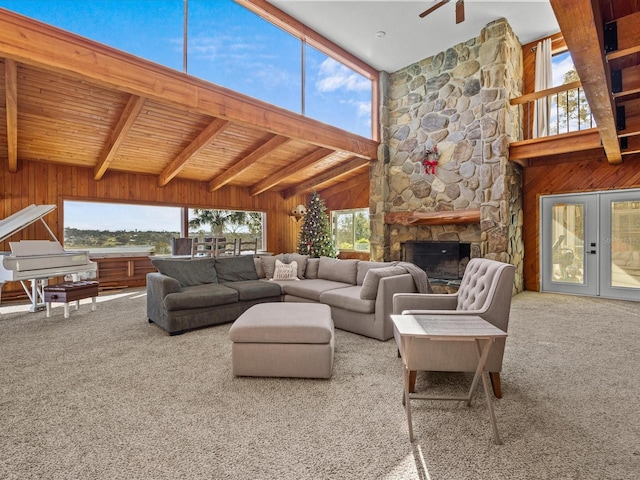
[0,290,638,480]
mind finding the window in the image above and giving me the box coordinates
[1,0,374,138]
[188,208,265,251]
[332,209,370,253]
[63,201,181,255]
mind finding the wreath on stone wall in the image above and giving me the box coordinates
[423,145,440,174]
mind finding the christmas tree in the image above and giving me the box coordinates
[297,191,337,258]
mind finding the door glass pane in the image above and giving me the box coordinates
[551,203,584,284]
[610,201,640,288]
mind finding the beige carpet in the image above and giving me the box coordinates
[0,290,638,480]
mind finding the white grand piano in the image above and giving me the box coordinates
[0,204,97,312]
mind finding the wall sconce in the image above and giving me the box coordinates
[290,204,307,222]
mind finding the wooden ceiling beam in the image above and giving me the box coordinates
[550,0,622,164]
[249,147,334,196]
[94,94,146,180]
[208,135,290,192]
[0,10,377,161]
[4,58,18,172]
[612,65,640,99]
[159,118,229,187]
[282,157,370,199]
[604,11,640,60]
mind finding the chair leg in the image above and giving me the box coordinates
[409,370,417,393]
[489,372,502,398]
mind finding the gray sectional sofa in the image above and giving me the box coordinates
[146,254,426,340]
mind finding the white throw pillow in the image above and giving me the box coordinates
[270,259,299,281]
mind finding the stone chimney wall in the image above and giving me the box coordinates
[370,18,525,292]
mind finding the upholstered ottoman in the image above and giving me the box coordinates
[229,303,334,379]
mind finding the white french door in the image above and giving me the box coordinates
[541,190,640,301]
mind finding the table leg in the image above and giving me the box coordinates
[91,296,97,311]
[402,336,415,442]
[63,302,69,318]
[481,369,502,445]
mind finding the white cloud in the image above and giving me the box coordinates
[316,58,370,93]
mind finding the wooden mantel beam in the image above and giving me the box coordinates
[94,94,146,180]
[550,0,622,164]
[0,9,377,161]
[385,209,481,226]
[4,58,18,172]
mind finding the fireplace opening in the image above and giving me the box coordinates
[402,241,471,285]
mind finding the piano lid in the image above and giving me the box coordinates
[0,204,57,243]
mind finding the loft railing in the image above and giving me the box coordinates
[511,81,596,141]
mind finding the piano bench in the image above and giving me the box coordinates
[44,281,99,319]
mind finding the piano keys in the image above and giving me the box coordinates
[0,204,97,312]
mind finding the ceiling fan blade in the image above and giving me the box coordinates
[455,0,465,24]
[419,0,450,19]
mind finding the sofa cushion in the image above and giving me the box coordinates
[286,253,309,278]
[163,283,238,311]
[318,257,358,285]
[356,260,394,285]
[320,286,375,314]
[360,266,407,300]
[305,258,320,279]
[261,254,285,279]
[223,280,282,301]
[151,257,217,287]
[254,257,266,279]
[279,278,351,302]
[271,259,299,281]
[214,255,259,283]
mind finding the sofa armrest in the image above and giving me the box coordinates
[375,273,418,341]
[393,292,458,314]
[146,272,181,322]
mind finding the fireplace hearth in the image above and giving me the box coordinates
[402,241,471,285]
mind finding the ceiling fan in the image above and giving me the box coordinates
[419,0,465,24]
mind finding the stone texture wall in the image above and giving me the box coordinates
[370,18,525,292]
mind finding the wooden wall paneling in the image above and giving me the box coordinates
[0,160,306,297]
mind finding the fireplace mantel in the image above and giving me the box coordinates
[384,208,481,226]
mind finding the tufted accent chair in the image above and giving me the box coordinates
[393,258,516,398]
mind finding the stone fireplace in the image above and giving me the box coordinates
[370,18,524,292]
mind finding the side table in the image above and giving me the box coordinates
[391,314,508,444]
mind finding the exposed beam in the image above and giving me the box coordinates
[4,58,18,172]
[158,118,229,187]
[0,9,377,160]
[249,147,334,196]
[93,95,146,180]
[208,135,290,192]
[612,65,640,99]
[604,11,640,60]
[319,172,369,199]
[282,157,370,199]
[550,0,622,164]
[509,129,603,161]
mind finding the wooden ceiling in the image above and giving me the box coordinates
[0,9,377,200]
[550,0,640,163]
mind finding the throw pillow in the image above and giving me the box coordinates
[270,259,299,281]
[286,253,309,279]
[261,254,285,280]
[304,258,320,279]
[360,266,407,300]
[151,258,217,288]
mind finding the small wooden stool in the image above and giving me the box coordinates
[44,281,99,318]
